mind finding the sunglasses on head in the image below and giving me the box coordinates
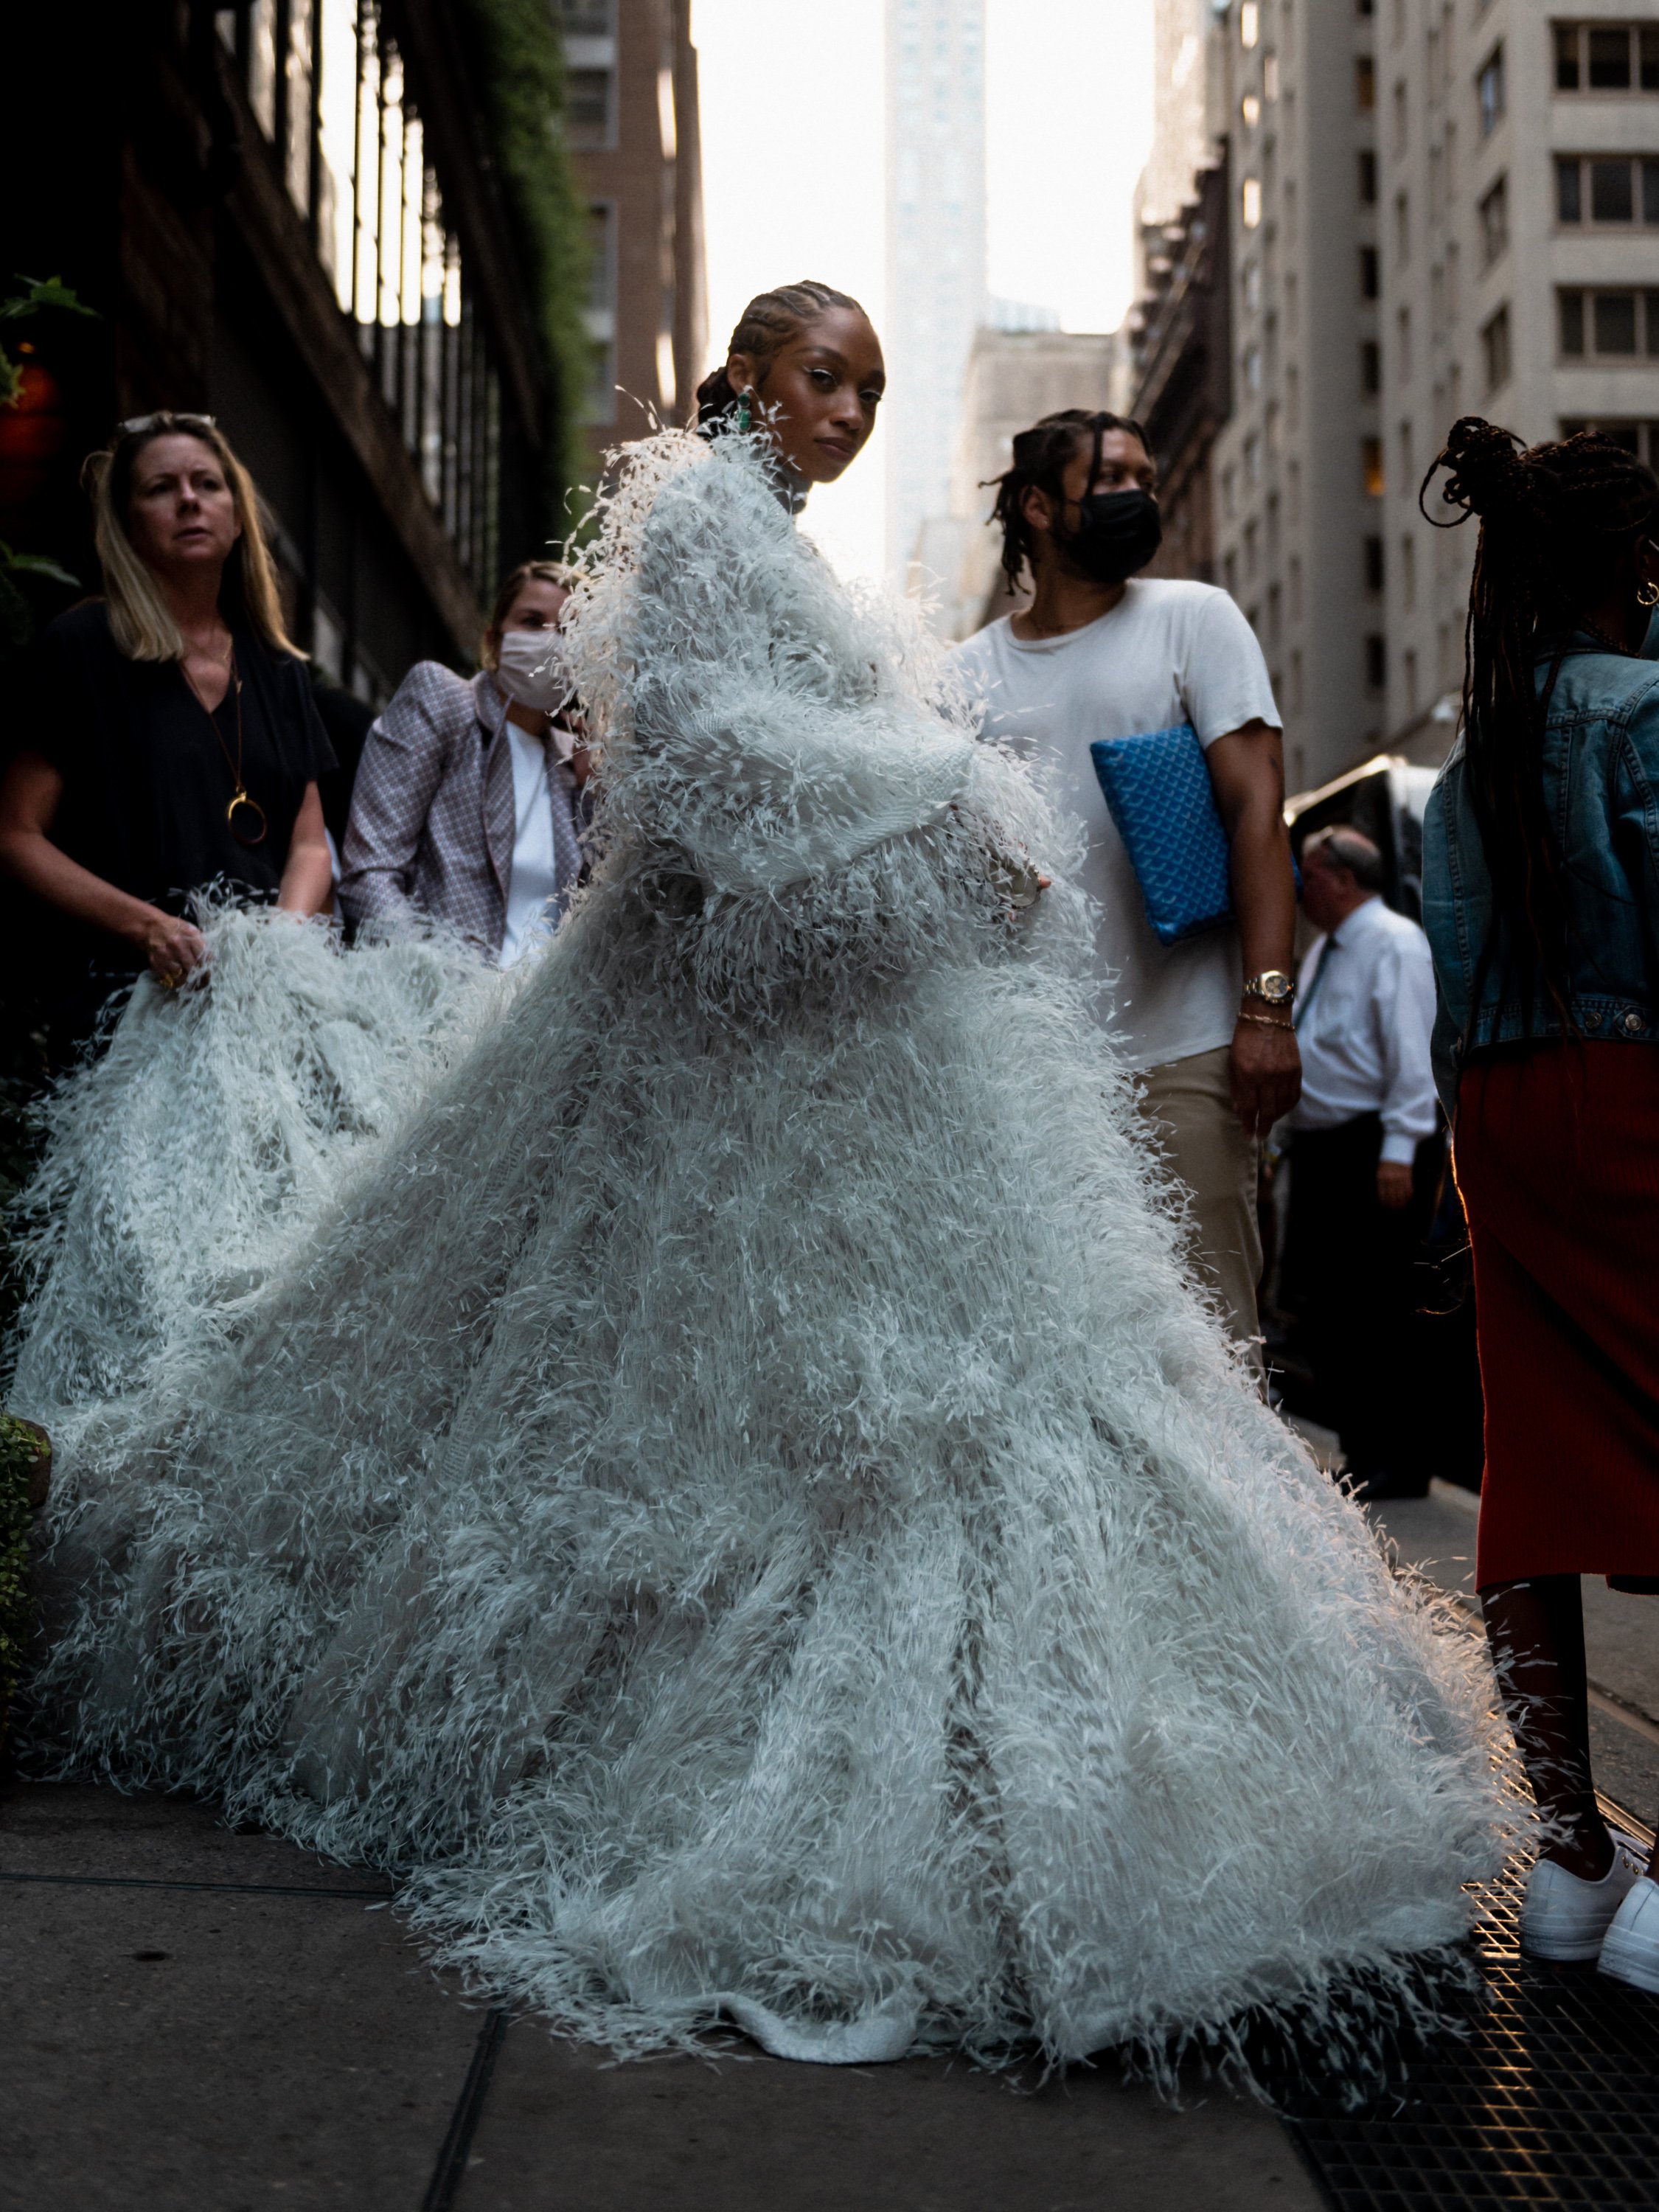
[114,412,218,439]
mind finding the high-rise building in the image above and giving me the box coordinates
[885,0,989,585]
[556,0,706,462]
[1208,0,1388,798]
[1130,3,1659,796]
[1382,6,1659,756]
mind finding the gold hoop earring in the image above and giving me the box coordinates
[1639,581,1659,609]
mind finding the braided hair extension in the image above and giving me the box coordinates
[695,282,867,429]
[1422,417,1659,1029]
[984,410,1150,592]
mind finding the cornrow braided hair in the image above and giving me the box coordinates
[984,409,1151,591]
[695,281,866,430]
[1421,416,1659,1032]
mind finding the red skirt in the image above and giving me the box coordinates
[1455,1041,1659,1587]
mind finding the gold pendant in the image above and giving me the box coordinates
[227,788,268,846]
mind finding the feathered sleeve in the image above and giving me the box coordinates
[564,433,979,897]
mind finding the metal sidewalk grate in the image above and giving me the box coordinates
[1284,1798,1659,2209]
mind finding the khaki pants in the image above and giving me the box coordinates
[1137,1043,1263,1367]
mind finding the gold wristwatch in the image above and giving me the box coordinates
[1242,969,1295,1008]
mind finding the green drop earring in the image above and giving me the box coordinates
[735,389,752,433]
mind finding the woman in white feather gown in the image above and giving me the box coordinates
[19,313,1504,2074]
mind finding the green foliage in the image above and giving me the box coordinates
[451,1,594,543]
[0,1414,50,1740]
[0,273,96,408]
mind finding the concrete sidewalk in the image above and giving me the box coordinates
[1,1780,1321,2212]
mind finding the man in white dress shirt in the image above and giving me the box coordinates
[1280,827,1441,1498]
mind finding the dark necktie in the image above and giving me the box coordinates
[1293,936,1338,1030]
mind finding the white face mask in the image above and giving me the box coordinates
[495,627,574,714]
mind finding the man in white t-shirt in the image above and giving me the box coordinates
[953,410,1301,1358]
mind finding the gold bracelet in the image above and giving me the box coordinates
[1237,1009,1293,1031]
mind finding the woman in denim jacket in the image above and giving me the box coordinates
[1422,419,1659,1989]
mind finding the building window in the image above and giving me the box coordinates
[1357,56,1376,111]
[1554,24,1659,94]
[1366,634,1388,691]
[1480,175,1509,265]
[1393,79,1408,157]
[582,200,618,424]
[1360,245,1380,299]
[1402,533,1416,611]
[1394,190,1410,264]
[1398,418,1413,490]
[1243,260,1262,312]
[1242,176,1263,228]
[1482,305,1512,394]
[218,0,505,603]
[1363,437,1385,497]
[1362,338,1381,394]
[1477,45,1505,136]
[1241,1,1259,50]
[1359,148,1377,204]
[1242,91,1262,129]
[1244,344,1262,391]
[1555,156,1659,226]
[1561,418,1659,469]
[1365,535,1385,592]
[1397,305,1411,379]
[1559,287,1659,358]
[555,0,619,150]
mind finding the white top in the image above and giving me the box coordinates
[500,720,559,968]
[952,580,1281,1071]
[1289,894,1439,1162]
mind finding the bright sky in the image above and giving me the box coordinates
[690,0,1155,583]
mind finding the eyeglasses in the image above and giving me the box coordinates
[114,412,218,438]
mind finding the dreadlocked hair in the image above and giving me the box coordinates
[984,409,1150,592]
[695,282,866,430]
[1422,416,1659,1032]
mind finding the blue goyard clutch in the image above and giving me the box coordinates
[1088,723,1231,947]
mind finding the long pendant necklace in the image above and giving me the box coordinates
[184,644,267,846]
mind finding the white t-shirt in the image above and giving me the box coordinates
[953,580,1281,1071]
[500,720,558,968]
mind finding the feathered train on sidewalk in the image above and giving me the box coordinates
[7,908,507,1419]
[18,426,1506,2078]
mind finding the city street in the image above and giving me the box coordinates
[7,1475,1659,2212]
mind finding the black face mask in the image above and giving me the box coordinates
[1054,486,1163,584]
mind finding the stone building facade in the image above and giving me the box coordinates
[1127,1,1659,795]
[1382,4,1659,755]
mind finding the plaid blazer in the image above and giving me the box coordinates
[339,663,582,956]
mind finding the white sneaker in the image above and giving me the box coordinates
[1598,1874,1659,1992]
[1519,1833,1648,1961]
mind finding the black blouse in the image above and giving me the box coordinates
[19,601,335,1032]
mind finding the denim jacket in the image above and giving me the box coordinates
[1422,635,1659,1114]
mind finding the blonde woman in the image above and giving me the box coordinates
[340,560,588,966]
[0,412,333,1050]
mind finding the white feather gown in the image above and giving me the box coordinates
[20,430,1503,2073]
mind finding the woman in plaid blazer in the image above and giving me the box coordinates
[340,562,588,962]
